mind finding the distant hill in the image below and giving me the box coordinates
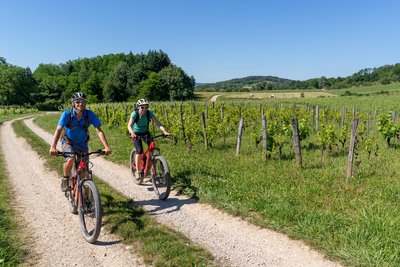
[196,75,296,92]
[197,75,293,87]
[195,63,400,92]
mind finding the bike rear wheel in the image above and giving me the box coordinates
[79,179,102,243]
[129,148,143,184]
[152,156,171,200]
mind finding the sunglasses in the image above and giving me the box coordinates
[74,100,87,104]
[140,106,148,110]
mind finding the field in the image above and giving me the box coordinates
[3,83,400,266]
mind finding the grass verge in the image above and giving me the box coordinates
[0,118,26,265]
[12,119,214,266]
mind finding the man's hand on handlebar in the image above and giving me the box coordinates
[49,147,59,156]
[103,146,112,155]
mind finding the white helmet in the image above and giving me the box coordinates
[136,99,149,107]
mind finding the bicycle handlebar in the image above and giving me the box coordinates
[132,134,169,141]
[57,149,106,157]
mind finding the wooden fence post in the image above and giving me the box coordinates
[262,115,268,161]
[236,117,244,156]
[346,118,359,180]
[315,106,319,131]
[180,104,186,144]
[341,106,347,128]
[292,117,302,168]
[105,104,109,123]
[201,112,208,149]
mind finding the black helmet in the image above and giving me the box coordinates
[71,92,87,102]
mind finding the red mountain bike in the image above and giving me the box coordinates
[58,149,105,243]
[129,134,171,200]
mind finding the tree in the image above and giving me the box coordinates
[159,65,195,100]
[145,50,171,72]
[137,72,167,100]
[0,64,36,105]
[103,62,130,102]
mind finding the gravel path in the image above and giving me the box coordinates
[14,117,342,266]
[210,94,221,102]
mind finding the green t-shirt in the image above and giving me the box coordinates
[130,110,155,134]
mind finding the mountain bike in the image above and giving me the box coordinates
[129,134,171,200]
[58,149,106,244]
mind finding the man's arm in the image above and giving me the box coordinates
[95,126,112,154]
[49,126,63,155]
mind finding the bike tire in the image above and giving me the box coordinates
[78,179,102,244]
[66,169,78,214]
[129,148,143,184]
[152,156,171,200]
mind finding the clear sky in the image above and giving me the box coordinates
[1,0,399,83]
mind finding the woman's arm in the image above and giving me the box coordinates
[151,116,170,135]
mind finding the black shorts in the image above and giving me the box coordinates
[133,132,150,154]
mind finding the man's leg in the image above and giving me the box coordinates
[61,145,75,192]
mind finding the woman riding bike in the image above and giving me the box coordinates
[127,99,170,180]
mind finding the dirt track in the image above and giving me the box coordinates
[0,117,342,266]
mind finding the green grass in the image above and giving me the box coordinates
[0,149,25,266]
[12,119,214,266]
[0,117,26,265]
[0,113,38,124]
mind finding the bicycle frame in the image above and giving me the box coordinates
[58,149,105,243]
[59,150,102,207]
[130,135,171,200]
[72,156,91,207]
[133,135,162,177]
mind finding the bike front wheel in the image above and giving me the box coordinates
[79,179,102,244]
[152,156,171,200]
[129,148,143,185]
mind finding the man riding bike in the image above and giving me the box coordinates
[49,92,112,191]
[127,99,170,180]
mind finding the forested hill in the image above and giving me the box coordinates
[197,76,292,90]
[196,63,400,92]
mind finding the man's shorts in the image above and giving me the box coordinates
[62,144,89,162]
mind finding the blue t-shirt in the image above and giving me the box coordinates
[130,110,155,134]
[58,109,101,147]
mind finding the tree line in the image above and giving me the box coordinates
[0,50,195,109]
[196,64,400,92]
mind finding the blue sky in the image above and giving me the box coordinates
[1,0,399,83]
